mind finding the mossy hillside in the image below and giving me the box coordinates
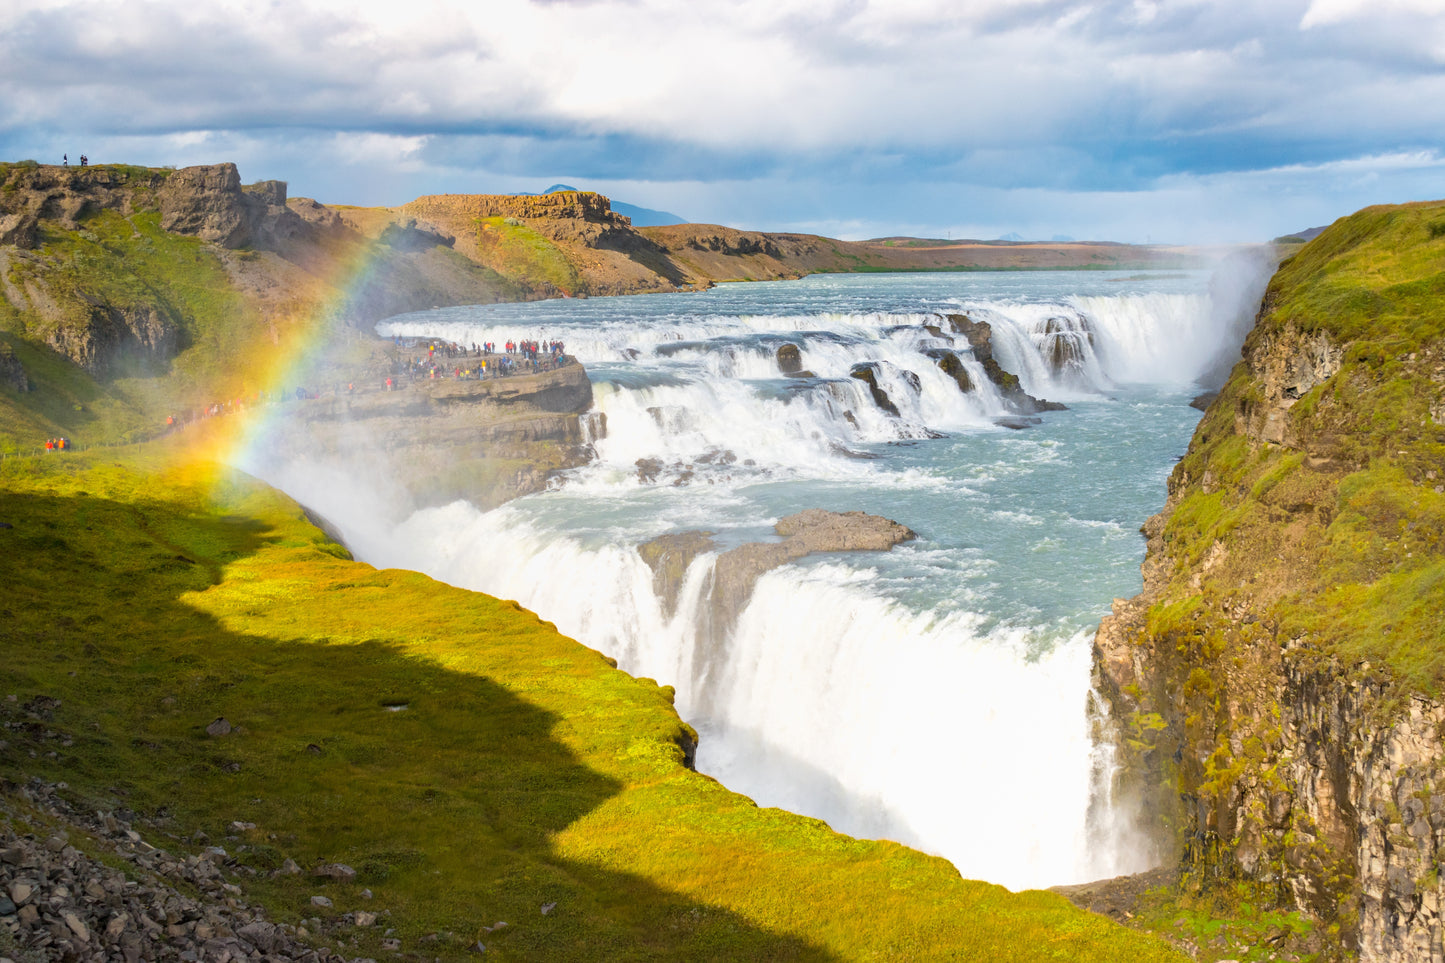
[0,208,317,454]
[1157,200,1445,693]
[473,217,581,296]
[0,446,1185,962]
[1104,200,1445,935]
[10,208,298,394]
[1265,200,1445,350]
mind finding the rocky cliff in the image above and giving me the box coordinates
[254,360,597,512]
[1093,201,1445,960]
[0,161,526,448]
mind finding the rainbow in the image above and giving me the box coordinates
[207,237,406,471]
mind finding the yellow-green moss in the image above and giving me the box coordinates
[0,445,1186,962]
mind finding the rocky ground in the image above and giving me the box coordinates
[0,777,502,962]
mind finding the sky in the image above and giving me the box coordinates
[2,0,1444,243]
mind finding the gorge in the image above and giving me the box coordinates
[240,267,1271,894]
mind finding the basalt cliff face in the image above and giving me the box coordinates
[1094,201,1445,960]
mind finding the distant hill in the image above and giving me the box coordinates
[1273,225,1329,243]
[995,232,1077,243]
[536,183,687,226]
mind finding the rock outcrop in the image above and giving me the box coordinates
[42,299,182,376]
[258,360,597,512]
[637,530,717,619]
[1088,202,1445,961]
[639,510,915,620]
[0,163,169,250]
[403,190,630,228]
[848,363,902,416]
[945,314,1066,413]
[925,348,974,394]
[0,343,27,392]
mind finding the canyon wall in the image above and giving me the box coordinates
[1095,201,1445,959]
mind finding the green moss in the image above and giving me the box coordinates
[0,447,1186,962]
[474,217,581,295]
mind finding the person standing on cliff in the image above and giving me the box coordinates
[62,154,68,167]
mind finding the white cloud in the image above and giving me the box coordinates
[1300,0,1445,28]
[1,0,1441,241]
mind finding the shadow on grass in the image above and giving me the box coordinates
[0,489,837,962]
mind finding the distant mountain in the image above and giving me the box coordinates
[1273,225,1328,243]
[995,232,1025,242]
[533,183,687,226]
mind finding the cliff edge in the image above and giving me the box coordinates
[1094,200,1445,960]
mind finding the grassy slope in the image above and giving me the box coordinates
[0,207,306,453]
[472,216,581,296]
[0,441,1185,962]
[1151,200,1445,695]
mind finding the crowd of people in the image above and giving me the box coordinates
[394,338,572,384]
[21,336,578,446]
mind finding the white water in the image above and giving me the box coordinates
[245,267,1267,891]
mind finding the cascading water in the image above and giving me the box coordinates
[243,267,1265,892]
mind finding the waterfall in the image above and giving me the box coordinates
[245,273,1247,893]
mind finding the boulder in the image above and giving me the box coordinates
[848,363,900,416]
[314,862,357,881]
[926,349,973,394]
[157,164,250,247]
[776,343,804,375]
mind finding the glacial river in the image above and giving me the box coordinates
[248,267,1263,890]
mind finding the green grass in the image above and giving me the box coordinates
[0,444,1187,962]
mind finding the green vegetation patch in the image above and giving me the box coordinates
[0,446,1184,962]
[1265,199,1445,351]
[1152,200,1445,694]
[474,217,581,296]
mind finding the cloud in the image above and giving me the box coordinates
[0,0,1441,240]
